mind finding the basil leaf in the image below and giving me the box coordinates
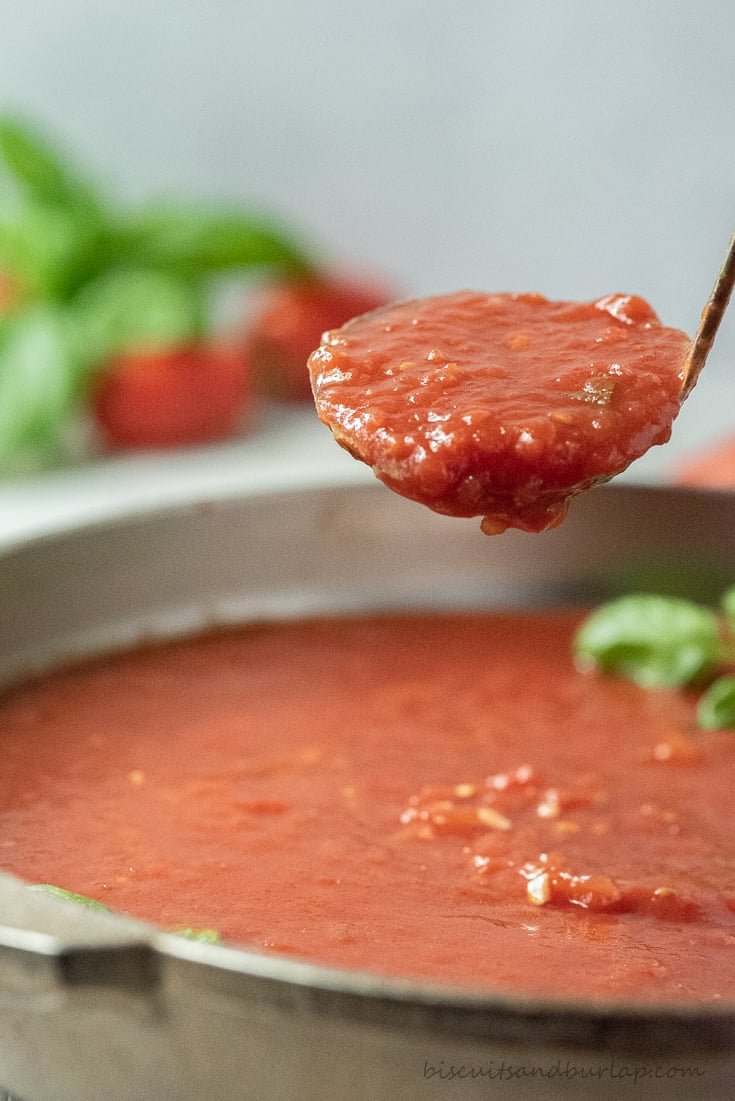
[30,884,111,911]
[71,268,207,369]
[0,305,82,471]
[697,676,735,731]
[172,926,222,943]
[0,116,102,214]
[722,586,735,632]
[574,593,721,688]
[121,204,314,278]
[0,203,110,301]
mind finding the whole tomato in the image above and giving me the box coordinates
[93,342,250,450]
[247,275,393,402]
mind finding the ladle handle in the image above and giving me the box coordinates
[681,229,735,400]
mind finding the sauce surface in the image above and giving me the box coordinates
[309,291,689,533]
[1,610,734,1004]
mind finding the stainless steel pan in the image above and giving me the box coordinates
[0,480,734,1101]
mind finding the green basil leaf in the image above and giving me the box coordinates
[0,305,82,471]
[121,203,314,278]
[574,593,721,688]
[172,926,222,943]
[30,884,111,910]
[71,268,207,370]
[722,586,735,632]
[0,116,102,214]
[697,676,735,731]
[0,200,117,301]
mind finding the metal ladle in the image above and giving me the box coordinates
[681,229,735,400]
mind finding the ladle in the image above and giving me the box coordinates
[681,229,735,400]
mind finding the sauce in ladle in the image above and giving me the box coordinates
[309,289,689,533]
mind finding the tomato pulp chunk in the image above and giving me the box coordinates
[308,290,690,533]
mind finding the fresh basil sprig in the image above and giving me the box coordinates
[31,883,223,941]
[722,585,735,633]
[698,676,735,730]
[120,203,313,279]
[0,115,318,472]
[30,883,111,910]
[0,276,210,471]
[70,268,208,368]
[172,926,222,943]
[0,305,84,472]
[0,118,116,302]
[573,593,722,688]
[0,198,116,302]
[0,117,104,214]
[574,587,735,730]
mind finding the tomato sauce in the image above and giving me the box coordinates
[308,291,689,533]
[1,610,734,1004]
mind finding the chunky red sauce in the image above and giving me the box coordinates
[308,291,690,533]
[1,611,734,1004]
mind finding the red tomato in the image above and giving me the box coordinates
[675,437,735,489]
[93,343,250,450]
[247,275,393,402]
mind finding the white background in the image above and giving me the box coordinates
[0,0,733,535]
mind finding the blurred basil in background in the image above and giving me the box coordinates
[0,116,320,472]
